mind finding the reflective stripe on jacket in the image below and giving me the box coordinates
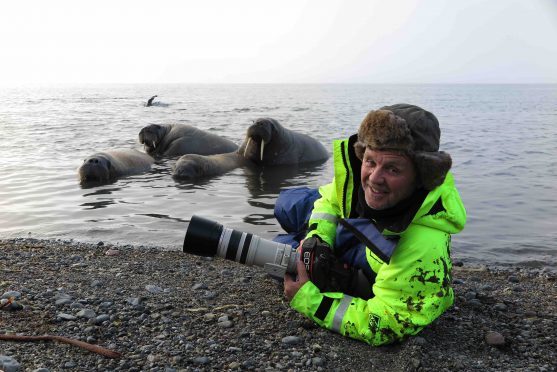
[290,136,467,345]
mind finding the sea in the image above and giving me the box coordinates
[0,84,555,270]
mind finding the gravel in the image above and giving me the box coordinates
[1,238,556,371]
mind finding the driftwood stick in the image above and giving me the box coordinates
[0,334,121,359]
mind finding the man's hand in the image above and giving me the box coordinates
[283,244,309,301]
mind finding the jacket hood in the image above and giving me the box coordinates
[409,172,466,235]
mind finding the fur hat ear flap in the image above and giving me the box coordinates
[413,151,452,190]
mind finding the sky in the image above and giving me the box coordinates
[1,0,556,85]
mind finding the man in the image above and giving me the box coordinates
[283,104,466,346]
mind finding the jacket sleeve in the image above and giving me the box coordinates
[290,227,454,346]
[305,180,341,248]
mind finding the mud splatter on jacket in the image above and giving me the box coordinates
[290,136,467,346]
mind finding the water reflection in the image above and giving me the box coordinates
[136,213,188,223]
[80,180,119,189]
[243,161,328,197]
[83,187,122,196]
[243,213,276,226]
[80,200,115,210]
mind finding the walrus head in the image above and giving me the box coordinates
[238,118,282,165]
[173,154,213,179]
[78,155,113,183]
[138,124,167,154]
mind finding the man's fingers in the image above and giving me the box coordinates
[296,255,309,280]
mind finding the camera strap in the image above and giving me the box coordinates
[336,218,398,263]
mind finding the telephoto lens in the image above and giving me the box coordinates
[183,215,299,279]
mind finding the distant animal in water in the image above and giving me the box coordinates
[146,95,158,107]
[172,118,329,179]
[78,149,154,184]
[138,123,238,157]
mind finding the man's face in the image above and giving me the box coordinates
[360,148,417,210]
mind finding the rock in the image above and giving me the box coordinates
[105,249,119,256]
[1,291,21,299]
[413,336,427,346]
[485,331,506,346]
[94,314,110,324]
[76,309,96,319]
[145,285,164,294]
[228,361,241,369]
[281,336,302,345]
[55,298,72,306]
[193,356,209,365]
[192,283,207,290]
[493,303,508,311]
[57,313,77,321]
[312,357,324,366]
[127,297,142,306]
[508,276,520,283]
[468,299,482,308]
[218,320,234,328]
[4,301,24,311]
[0,355,21,372]
[465,291,477,300]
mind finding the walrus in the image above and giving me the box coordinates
[172,118,329,179]
[173,153,250,179]
[78,149,154,184]
[138,123,238,157]
[237,118,329,166]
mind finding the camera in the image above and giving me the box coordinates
[183,215,373,299]
[183,215,298,279]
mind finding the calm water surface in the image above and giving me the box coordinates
[0,84,555,269]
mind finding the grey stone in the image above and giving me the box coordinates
[508,275,520,283]
[312,357,324,366]
[218,320,234,328]
[127,297,141,306]
[485,331,506,346]
[193,356,209,365]
[95,314,110,324]
[145,285,163,294]
[55,298,73,306]
[281,336,302,345]
[57,313,77,321]
[1,291,21,299]
[0,355,21,372]
[76,309,96,319]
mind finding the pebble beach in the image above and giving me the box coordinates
[1,238,556,372]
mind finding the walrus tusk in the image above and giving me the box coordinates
[0,333,121,358]
[260,140,265,162]
[152,141,156,149]
[243,138,252,158]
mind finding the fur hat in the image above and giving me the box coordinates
[354,103,452,190]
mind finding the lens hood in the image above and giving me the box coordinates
[183,215,223,256]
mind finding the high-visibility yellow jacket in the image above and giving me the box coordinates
[290,136,467,345]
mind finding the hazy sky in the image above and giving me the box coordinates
[2,0,556,85]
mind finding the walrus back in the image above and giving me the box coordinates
[102,149,154,176]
